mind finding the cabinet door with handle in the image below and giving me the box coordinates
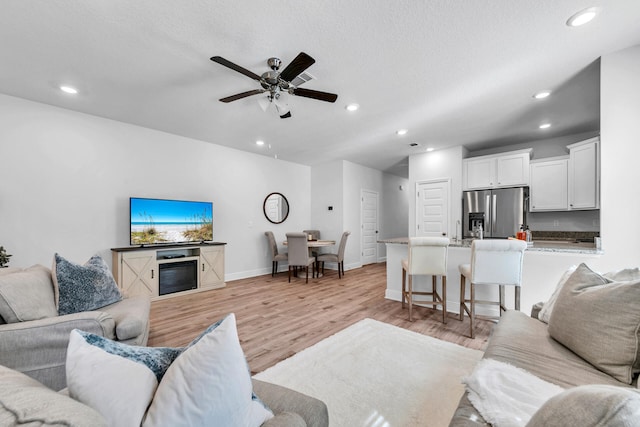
[200,245,225,289]
[530,158,568,211]
[120,251,158,297]
[568,138,599,210]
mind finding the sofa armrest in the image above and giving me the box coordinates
[252,379,329,427]
[100,295,151,344]
[531,302,544,320]
[0,311,115,391]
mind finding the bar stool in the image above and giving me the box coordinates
[459,239,527,338]
[401,237,450,323]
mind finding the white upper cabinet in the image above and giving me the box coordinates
[529,157,569,211]
[568,137,600,210]
[463,149,531,190]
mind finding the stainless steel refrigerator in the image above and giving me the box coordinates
[462,187,528,239]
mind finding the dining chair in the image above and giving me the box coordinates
[459,239,527,338]
[285,232,316,283]
[401,237,449,323]
[316,231,350,278]
[264,231,288,277]
[303,229,321,257]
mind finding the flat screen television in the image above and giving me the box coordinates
[130,197,213,245]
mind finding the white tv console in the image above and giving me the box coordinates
[111,242,226,300]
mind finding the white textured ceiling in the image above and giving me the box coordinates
[2,1,640,177]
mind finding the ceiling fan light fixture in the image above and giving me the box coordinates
[566,7,599,27]
[533,90,551,99]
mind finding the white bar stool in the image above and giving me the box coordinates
[459,239,527,338]
[401,237,450,323]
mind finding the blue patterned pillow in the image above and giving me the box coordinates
[54,253,122,315]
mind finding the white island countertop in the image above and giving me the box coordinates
[378,237,601,255]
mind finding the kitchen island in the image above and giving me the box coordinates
[380,237,603,319]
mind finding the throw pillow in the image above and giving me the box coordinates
[66,313,273,427]
[66,329,182,427]
[0,364,107,426]
[143,313,274,427]
[53,253,122,315]
[548,263,640,383]
[537,265,577,324]
[0,265,57,323]
[526,384,640,427]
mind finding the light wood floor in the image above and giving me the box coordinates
[148,263,494,375]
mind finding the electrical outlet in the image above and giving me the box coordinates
[553,220,560,227]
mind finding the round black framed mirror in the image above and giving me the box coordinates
[263,192,290,224]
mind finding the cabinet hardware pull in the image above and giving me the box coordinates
[202,263,205,272]
[151,269,154,279]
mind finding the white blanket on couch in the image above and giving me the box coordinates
[463,358,565,427]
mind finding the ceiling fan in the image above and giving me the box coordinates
[210,52,338,119]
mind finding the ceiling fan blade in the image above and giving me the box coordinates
[211,56,261,81]
[280,111,292,119]
[279,52,315,83]
[292,87,338,103]
[219,89,264,103]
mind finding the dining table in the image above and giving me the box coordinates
[283,239,336,277]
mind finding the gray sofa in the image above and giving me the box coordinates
[0,265,329,426]
[448,309,637,426]
[0,364,328,427]
[0,265,150,391]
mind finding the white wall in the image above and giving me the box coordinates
[310,161,344,247]
[600,44,640,268]
[409,146,466,240]
[311,160,408,267]
[0,94,311,280]
[380,173,409,243]
[343,161,385,266]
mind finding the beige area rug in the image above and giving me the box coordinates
[253,318,483,427]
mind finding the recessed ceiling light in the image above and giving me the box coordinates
[396,129,408,136]
[345,103,359,112]
[256,140,265,146]
[539,123,551,129]
[566,7,599,27]
[533,91,551,99]
[426,147,435,152]
[59,85,78,94]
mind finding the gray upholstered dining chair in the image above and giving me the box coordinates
[316,231,350,279]
[285,232,316,283]
[265,231,288,277]
[303,229,321,257]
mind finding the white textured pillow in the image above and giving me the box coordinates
[143,313,274,427]
[538,265,576,324]
[66,330,181,427]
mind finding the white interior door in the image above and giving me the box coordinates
[361,190,378,265]
[416,180,449,237]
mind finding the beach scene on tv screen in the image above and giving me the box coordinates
[130,198,213,244]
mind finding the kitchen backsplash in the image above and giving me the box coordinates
[527,209,600,233]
